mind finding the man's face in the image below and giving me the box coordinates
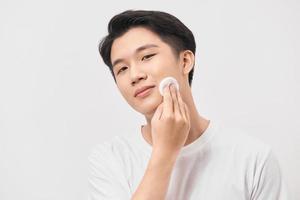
[110,27,186,116]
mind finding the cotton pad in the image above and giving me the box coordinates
[159,76,179,96]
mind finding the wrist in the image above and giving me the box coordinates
[152,147,179,162]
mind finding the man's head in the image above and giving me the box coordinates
[99,10,196,116]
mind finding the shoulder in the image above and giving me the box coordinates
[211,123,275,177]
[87,136,133,198]
[88,135,143,173]
[88,135,131,162]
[212,124,289,197]
[214,124,272,157]
[88,136,130,179]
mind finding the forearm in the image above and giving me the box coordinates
[131,148,179,200]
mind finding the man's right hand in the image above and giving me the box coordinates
[150,83,191,154]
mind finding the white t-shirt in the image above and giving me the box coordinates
[88,120,289,200]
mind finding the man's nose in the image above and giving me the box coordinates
[130,64,147,86]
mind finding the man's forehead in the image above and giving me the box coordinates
[111,27,164,63]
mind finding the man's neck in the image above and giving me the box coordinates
[141,96,210,147]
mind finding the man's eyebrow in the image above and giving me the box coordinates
[112,44,159,67]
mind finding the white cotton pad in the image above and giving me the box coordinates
[159,76,179,96]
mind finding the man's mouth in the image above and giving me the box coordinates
[135,86,155,98]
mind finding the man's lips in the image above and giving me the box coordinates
[134,85,155,97]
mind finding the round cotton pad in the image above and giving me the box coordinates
[159,76,179,96]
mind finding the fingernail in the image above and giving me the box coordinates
[169,83,174,89]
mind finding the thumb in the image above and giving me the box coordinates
[151,103,163,122]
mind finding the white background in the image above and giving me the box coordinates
[0,0,299,199]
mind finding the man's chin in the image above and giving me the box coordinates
[144,107,157,118]
[139,106,156,116]
[136,102,160,117]
[132,95,162,116]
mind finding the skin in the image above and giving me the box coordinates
[110,26,210,199]
[110,27,210,149]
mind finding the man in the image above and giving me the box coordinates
[88,10,288,199]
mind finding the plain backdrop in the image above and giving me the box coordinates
[0,0,299,199]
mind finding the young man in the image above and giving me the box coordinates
[88,10,288,200]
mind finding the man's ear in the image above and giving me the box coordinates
[180,50,195,75]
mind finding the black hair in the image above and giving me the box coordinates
[98,9,196,86]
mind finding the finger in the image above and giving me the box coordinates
[170,84,180,116]
[162,83,173,116]
[152,103,163,121]
[183,103,190,122]
[176,89,185,118]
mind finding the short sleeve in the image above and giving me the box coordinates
[250,148,290,200]
[88,142,131,200]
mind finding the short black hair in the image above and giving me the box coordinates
[98,9,196,87]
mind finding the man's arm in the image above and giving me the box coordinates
[132,84,190,200]
[131,148,179,200]
[251,148,290,200]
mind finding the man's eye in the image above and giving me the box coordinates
[117,67,127,74]
[142,54,156,61]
